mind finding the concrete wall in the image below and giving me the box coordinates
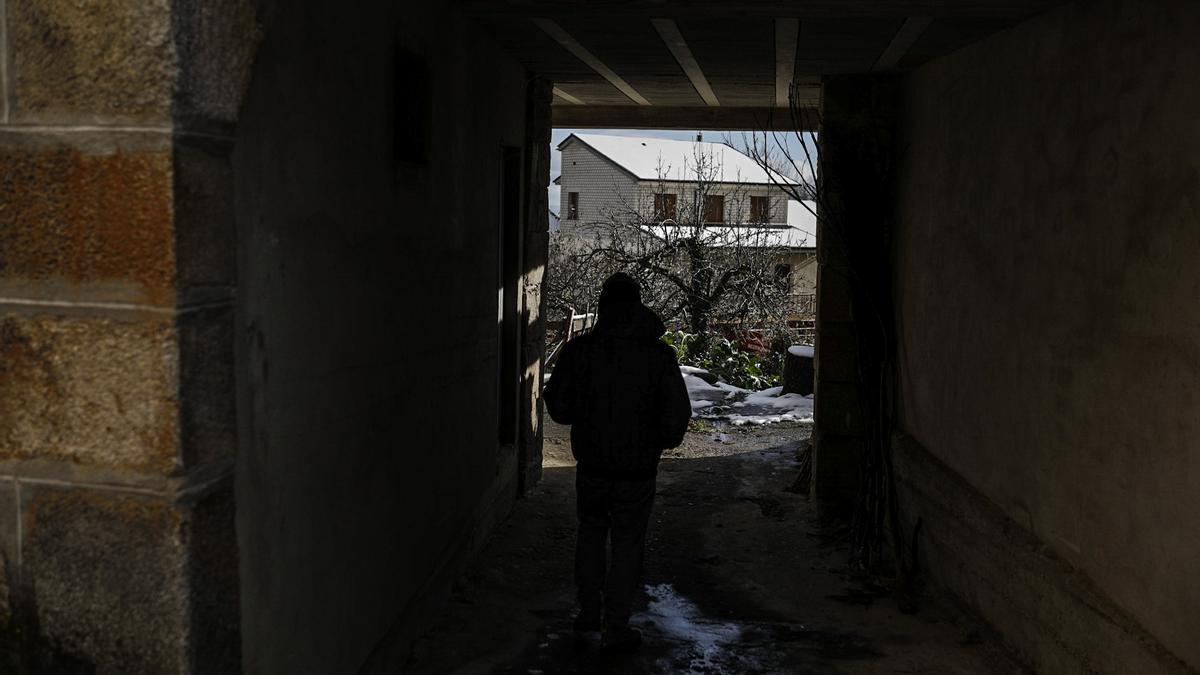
[231,2,541,672]
[0,0,253,670]
[893,0,1200,670]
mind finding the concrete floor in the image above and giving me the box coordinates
[406,420,1021,674]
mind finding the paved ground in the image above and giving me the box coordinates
[406,419,1020,674]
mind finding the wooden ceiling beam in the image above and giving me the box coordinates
[532,19,652,106]
[552,105,818,131]
[873,17,933,70]
[464,1,1061,19]
[552,87,585,104]
[651,19,720,107]
[775,18,799,107]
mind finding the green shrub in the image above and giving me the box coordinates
[661,330,695,362]
[662,330,782,390]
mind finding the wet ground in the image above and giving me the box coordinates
[406,419,1020,674]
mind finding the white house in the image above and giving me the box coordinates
[553,133,818,310]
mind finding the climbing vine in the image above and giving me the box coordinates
[741,80,915,594]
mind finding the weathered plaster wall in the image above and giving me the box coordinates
[232,2,535,672]
[893,0,1200,669]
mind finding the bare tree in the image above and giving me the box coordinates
[567,143,802,359]
[545,230,614,322]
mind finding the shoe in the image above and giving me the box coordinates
[574,592,602,632]
[572,612,602,633]
[601,625,642,651]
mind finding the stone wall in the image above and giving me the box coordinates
[893,0,1200,670]
[521,80,553,493]
[0,0,253,671]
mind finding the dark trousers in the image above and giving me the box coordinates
[574,471,656,626]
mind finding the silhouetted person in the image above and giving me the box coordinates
[543,272,691,651]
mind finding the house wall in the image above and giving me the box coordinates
[557,140,637,231]
[231,2,542,672]
[892,0,1200,670]
[557,138,792,229]
[778,251,817,298]
[631,182,790,226]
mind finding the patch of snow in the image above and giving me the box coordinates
[682,374,737,414]
[683,374,724,396]
[726,389,813,425]
[788,344,814,358]
[683,370,812,425]
[634,583,745,673]
[744,388,804,409]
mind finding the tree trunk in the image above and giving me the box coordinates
[684,237,715,361]
[686,296,712,361]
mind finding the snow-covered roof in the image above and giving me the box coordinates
[559,133,797,186]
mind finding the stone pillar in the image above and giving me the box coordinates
[518,78,552,494]
[812,75,898,515]
[0,2,256,671]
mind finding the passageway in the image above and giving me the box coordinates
[406,418,1017,674]
[2,1,1196,670]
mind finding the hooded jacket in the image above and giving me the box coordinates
[543,301,691,480]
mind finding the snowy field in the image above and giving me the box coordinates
[682,368,814,426]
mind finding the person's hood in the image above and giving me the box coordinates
[593,301,666,340]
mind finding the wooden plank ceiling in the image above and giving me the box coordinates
[465,1,1066,128]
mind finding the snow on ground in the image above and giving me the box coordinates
[683,374,743,413]
[682,368,813,425]
[545,363,813,425]
[787,344,814,358]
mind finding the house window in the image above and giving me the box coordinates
[750,195,770,223]
[567,192,579,220]
[653,193,677,221]
[775,263,793,293]
[703,194,724,223]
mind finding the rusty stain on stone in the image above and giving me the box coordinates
[0,146,175,305]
